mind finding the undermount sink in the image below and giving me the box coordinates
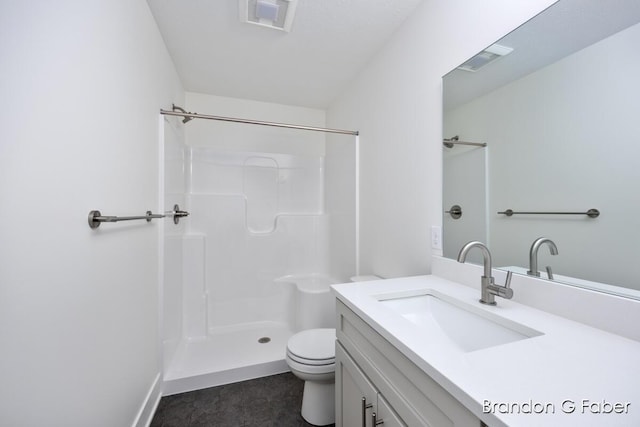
[377,290,543,352]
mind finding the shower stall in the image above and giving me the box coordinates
[160,99,358,394]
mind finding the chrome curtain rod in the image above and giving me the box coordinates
[498,208,600,218]
[443,135,487,148]
[160,106,359,136]
[88,204,190,229]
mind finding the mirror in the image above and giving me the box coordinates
[443,0,640,299]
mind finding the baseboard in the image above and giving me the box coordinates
[132,372,163,427]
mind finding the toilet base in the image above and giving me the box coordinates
[300,379,335,426]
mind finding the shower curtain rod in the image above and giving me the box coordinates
[160,107,359,136]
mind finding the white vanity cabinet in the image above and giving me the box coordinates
[335,300,481,427]
[336,343,405,426]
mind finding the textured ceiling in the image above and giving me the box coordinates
[147,0,426,108]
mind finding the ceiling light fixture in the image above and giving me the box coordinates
[239,0,298,32]
[457,43,514,72]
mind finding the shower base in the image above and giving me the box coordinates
[163,321,294,395]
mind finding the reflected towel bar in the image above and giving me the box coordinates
[498,209,600,218]
[88,204,189,229]
[443,135,487,148]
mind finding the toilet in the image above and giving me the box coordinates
[285,274,381,426]
[286,328,336,426]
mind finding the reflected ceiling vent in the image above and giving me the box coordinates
[239,0,298,32]
[457,43,514,72]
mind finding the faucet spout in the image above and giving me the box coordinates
[457,241,492,278]
[528,237,559,277]
[457,241,513,305]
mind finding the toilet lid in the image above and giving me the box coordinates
[287,328,336,362]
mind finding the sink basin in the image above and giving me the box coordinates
[377,291,542,352]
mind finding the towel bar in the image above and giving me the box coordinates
[88,204,189,229]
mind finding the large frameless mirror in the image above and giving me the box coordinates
[442,0,640,299]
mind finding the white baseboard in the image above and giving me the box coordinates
[132,372,163,427]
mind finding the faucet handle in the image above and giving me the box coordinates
[495,271,514,300]
[503,270,513,288]
[545,266,554,280]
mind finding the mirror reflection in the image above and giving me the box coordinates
[443,0,640,298]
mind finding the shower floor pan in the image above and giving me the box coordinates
[163,321,293,395]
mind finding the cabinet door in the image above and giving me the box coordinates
[373,394,406,427]
[337,301,481,427]
[336,343,377,427]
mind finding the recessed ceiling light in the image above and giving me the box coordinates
[457,43,514,72]
[239,0,298,32]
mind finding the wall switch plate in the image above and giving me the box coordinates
[431,226,442,251]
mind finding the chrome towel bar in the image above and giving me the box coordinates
[443,135,487,148]
[88,204,189,229]
[498,208,600,218]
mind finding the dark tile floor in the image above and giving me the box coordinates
[151,372,334,427]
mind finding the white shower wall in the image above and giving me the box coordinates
[161,93,354,392]
[186,148,329,334]
[182,93,331,337]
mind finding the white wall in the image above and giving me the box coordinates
[326,0,557,278]
[445,21,640,290]
[0,1,183,426]
[185,92,326,155]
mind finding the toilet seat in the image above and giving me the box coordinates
[286,349,334,366]
[286,328,336,366]
[286,354,335,376]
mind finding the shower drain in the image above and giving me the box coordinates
[258,337,271,344]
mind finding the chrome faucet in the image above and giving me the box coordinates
[457,241,513,305]
[527,237,558,279]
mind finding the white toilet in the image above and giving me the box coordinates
[286,328,336,426]
[285,274,380,426]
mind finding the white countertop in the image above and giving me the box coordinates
[332,275,640,427]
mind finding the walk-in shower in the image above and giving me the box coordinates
[160,103,358,394]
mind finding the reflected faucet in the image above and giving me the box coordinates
[527,237,558,279]
[457,241,513,305]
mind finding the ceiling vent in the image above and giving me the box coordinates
[457,43,514,72]
[239,0,298,32]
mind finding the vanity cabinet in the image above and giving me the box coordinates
[336,343,405,426]
[335,300,481,427]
